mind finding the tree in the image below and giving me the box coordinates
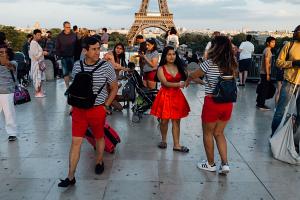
[108,32,127,48]
[179,33,210,53]
[49,28,61,38]
[0,25,27,51]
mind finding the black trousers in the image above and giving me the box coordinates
[256,74,270,106]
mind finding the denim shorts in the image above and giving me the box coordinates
[61,57,74,77]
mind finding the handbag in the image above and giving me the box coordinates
[212,75,237,103]
[38,60,46,72]
[10,71,31,105]
[256,81,276,100]
[270,85,300,165]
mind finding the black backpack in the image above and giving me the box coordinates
[67,61,106,109]
[122,79,136,102]
[212,76,237,103]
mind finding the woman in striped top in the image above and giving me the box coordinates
[188,36,238,174]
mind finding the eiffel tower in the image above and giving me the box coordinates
[127,0,176,45]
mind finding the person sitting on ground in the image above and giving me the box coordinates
[104,43,129,80]
[104,43,129,111]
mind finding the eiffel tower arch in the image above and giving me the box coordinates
[127,0,176,45]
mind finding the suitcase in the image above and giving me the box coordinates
[85,123,121,153]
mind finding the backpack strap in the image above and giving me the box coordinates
[91,61,106,74]
[286,41,294,61]
[96,78,107,95]
[10,70,16,83]
[80,60,84,72]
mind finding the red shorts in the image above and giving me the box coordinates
[201,96,233,123]
[72,106,106,139]
[143,70,157,81]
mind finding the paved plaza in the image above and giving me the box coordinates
[0,80,299,200]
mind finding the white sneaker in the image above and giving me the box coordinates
[219,164,230,174]
[197,160,216,172]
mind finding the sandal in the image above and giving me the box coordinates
[173,146,189,153]
[158,142,167,149]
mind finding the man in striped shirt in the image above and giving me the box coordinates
[58,37,118,187]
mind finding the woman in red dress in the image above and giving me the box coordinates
[150,46,190,153]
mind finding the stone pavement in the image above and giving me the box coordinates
[0,80,299,200]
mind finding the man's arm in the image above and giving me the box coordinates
[276,42,293,69]
[105,80,118,107]
[265,50,271,81]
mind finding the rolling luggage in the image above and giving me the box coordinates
[85,123,121,153]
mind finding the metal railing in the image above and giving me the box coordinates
[247,54,277,81]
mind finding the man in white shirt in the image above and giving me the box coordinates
[238,35,254,86]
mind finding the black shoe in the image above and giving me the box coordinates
[58,177,76,187]
[8,136,17,142]
[95,162,104,175]
[64,90,69,96]
[256,105,271,111]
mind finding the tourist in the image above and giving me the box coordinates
[29,29,47,97]
[238,35,254,86]
[0,44,18,141]
[104,43,128,80]
[22,34,33,69]
[140,38,159,90]
[256,36,276,111]
[56,21,77,94]
[58,37,118,187]
[188,36,238,174]
[271,25,300,136]
[101,28,109,50]
[166,27,179,49]
[43,31,57,78]
[151,46,190,153]
[104,43,129,111]
[135,35,147,75]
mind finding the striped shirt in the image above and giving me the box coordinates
[199,60,221,95]
[72,59,116,105]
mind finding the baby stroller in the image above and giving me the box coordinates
[129,70,158,123]
[14,52,30,87]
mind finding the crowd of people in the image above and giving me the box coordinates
[1,22,300,187]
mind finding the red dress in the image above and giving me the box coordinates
[150,66,190,119]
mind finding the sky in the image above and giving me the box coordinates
[0,0,299,31]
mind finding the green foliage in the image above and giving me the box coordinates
[179,33,210,53]
[0,25,27,51]
[49,28,61,38]
[108,32,127,48]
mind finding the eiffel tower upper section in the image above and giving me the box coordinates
[127,0,176,45]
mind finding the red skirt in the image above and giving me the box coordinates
[150,87,190,119]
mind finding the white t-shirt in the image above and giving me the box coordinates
[167,34,179,48]
[205,42,212,51]
[239,41,254,60]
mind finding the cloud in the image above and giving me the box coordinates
[0,0,299,30]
